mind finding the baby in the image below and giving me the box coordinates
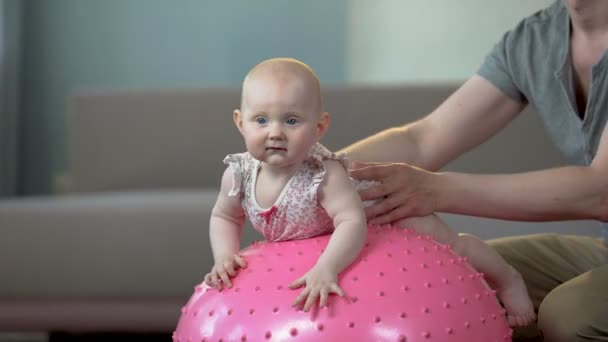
[204,57,535,327]
[204,58,367,312]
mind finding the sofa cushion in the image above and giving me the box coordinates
[0,190,257,299]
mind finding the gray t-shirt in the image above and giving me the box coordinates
[477,0,608,241]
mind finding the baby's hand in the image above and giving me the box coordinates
[204,254,247,290]
[288,265,344,312]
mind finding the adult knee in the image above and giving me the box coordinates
[537,282,596,342]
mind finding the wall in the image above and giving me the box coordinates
[347,0,555,83]
[0,0,22,197]
[19,0,346,194]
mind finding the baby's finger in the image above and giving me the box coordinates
[292,287,310,309]
[223,261,236,277]
[218,269,232,288]
[330,283,345,297]
[234,255,247,269]
[319,288,329,308]
[288,277,306,289]
[204,274,213,287]
[303,288,320,312]
[210,272,221,290]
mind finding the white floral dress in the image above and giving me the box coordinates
[223,143,344,242]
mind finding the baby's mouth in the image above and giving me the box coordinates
[266,147,287,151]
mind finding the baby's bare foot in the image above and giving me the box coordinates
[498,267,536,327]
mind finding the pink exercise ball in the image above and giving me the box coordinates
[174,226,512,342]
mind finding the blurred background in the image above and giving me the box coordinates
[1,0,554,198]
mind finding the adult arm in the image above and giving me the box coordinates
[433,123,608,222]
[348,76,608,223]
[339,75,526,171]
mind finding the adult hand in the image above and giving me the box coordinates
[289,265,344,312]
[349,161,439,224]
[204,254,247,290]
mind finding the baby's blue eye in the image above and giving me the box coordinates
[286,118,298,125]
[256,117,267,124]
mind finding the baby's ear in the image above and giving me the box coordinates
[317,112,330,139]
[233,109,244,134]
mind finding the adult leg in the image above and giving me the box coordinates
[489,233,608,340]
[537,263,608,341]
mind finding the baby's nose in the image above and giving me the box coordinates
[268,123,284,138]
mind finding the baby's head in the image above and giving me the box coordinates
[234,58,329,168]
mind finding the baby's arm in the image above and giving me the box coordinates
[204,167,248,290]
[289,160,367,311]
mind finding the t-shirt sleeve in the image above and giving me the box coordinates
[477,31,527,103]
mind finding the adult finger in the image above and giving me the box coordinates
[369,205,413,225]
[358,182,392,201]
[364,195,401,220]
[349,160,377,171]
[349,164,392,181]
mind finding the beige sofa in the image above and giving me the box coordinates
[0,85,602,334]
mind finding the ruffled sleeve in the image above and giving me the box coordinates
[222,152,250,197]
[307,142,348,189]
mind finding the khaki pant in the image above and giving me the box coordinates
[489,233,608,341]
